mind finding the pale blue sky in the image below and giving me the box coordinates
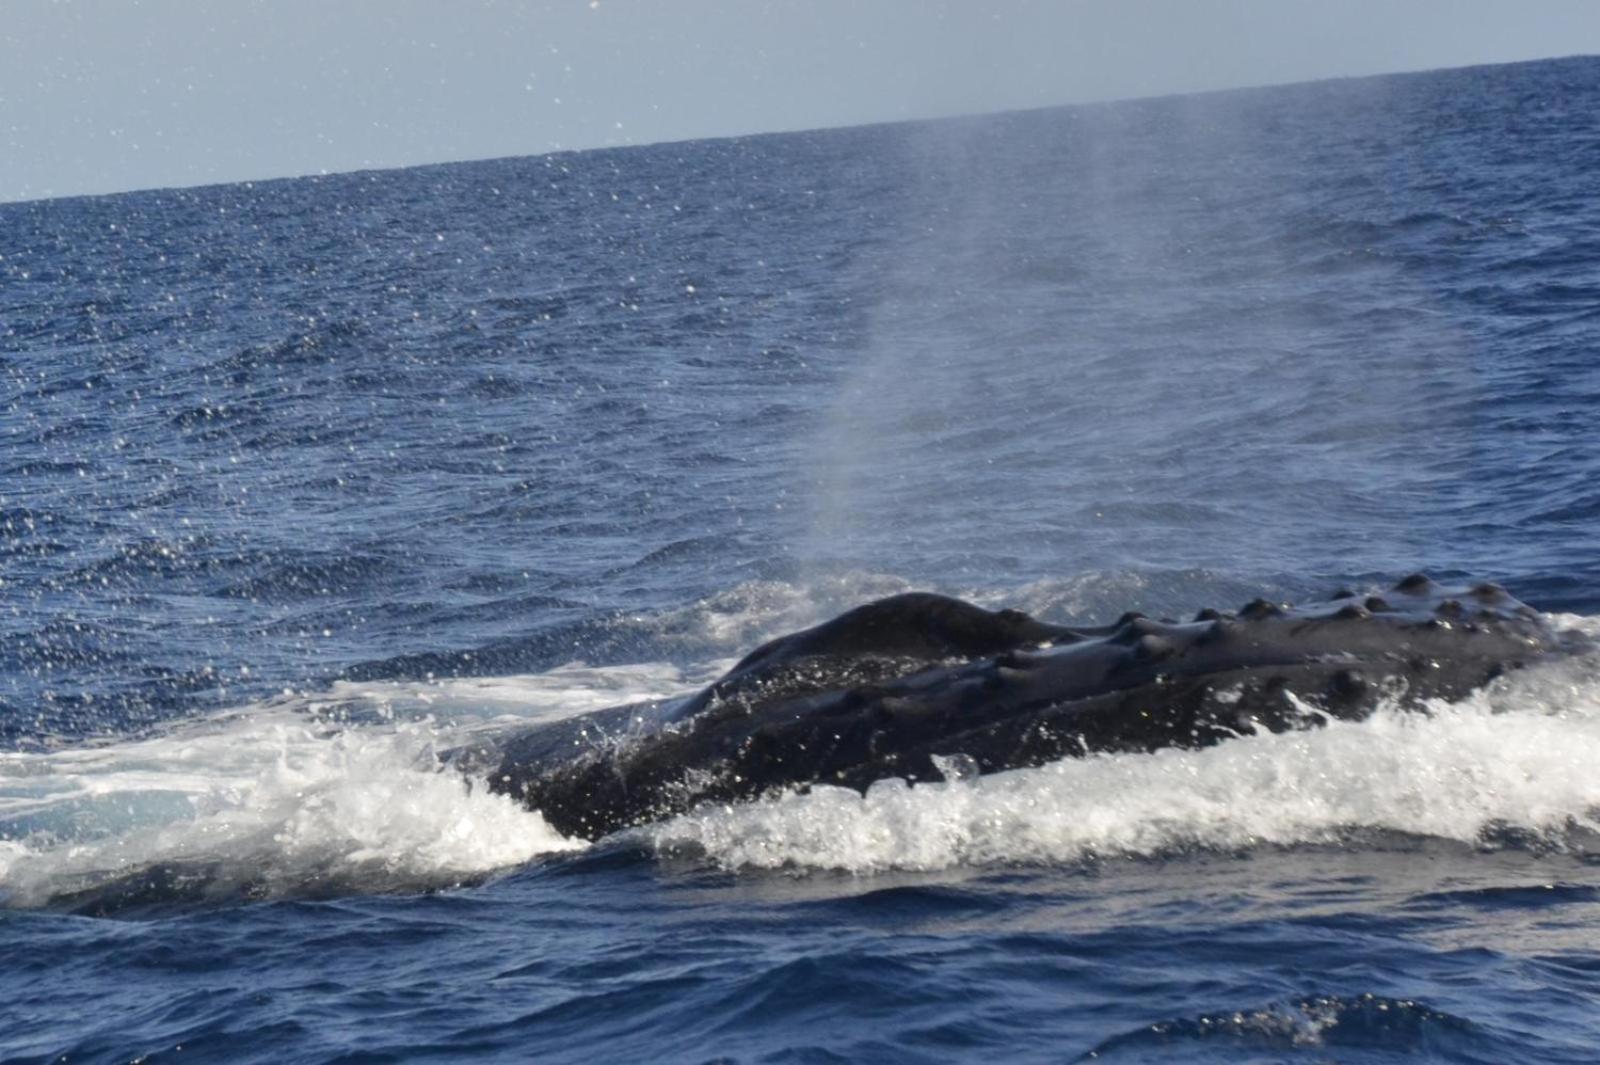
[4,0,1599,202]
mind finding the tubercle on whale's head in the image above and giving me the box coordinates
[1232,574,1547,635]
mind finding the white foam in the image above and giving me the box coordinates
[656,573,918,650]
[0,720,578,907]
[0,648,729,908]
[315,658,732,728]
[0,681,626,907]
[651,630,1600,873]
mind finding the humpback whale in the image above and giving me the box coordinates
[483,576,1564,841]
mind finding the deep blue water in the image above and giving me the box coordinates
[3,56,1600,1063]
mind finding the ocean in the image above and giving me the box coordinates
[3,55,1600,1062]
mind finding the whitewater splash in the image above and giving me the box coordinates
[0,663,720,909]
[651,615,1600,873]
[2,601,1596,909]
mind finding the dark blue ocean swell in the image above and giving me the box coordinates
[3,56,1600,1063]
[6,847,1600,1063]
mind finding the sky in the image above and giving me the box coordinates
[3,0,1600,203]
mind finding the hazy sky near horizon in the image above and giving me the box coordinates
[4,0,1600,203]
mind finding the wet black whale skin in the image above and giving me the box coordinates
[487,576,1559,840]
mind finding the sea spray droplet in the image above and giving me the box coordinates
[931,753,980,784]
